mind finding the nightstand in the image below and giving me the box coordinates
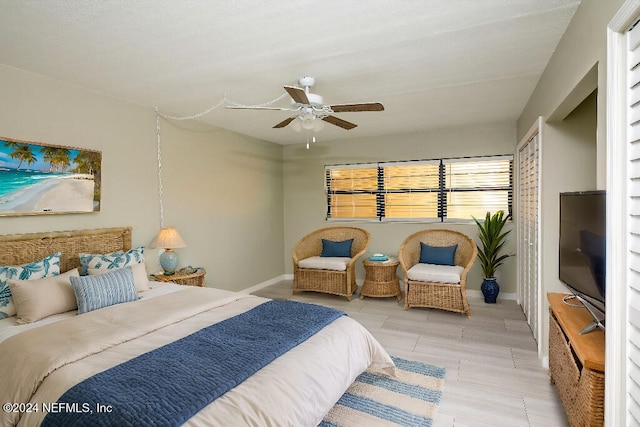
[150,268,206,287]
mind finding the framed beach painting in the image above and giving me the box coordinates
[0,137,101,216]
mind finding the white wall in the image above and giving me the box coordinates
[283,121,518,294]
[0,64,285,291]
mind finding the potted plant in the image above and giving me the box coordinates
[472,210,512,303]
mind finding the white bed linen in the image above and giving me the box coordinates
[3,284,394,427]
[0,281,182,343]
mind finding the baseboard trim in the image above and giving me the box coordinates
[467,289,517,301]
[240,274,292,294]
[541,356,549,369]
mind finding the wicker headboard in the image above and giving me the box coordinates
[0,227,132,273]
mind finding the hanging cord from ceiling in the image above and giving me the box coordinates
[157,92,289,121]
[155,107,165,228]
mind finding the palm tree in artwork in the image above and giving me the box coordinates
[40,146,71,172]
[72,151,101,175]
[7,143,37,170]
[3,140,19,149]
[71,150,102,204]
[51,151,70,172]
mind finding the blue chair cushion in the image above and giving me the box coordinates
[321,239,353,257]
[419,243,458,266]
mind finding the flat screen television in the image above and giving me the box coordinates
[558,190,606,334]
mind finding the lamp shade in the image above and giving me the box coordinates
[150,227,187,249]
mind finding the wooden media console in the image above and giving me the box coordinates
[548,293,605,426]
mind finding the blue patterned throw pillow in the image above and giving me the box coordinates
[79,246,144,275]
[0,252,62,319]
[70,266,138,314]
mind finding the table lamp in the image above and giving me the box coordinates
[150,227,187,275]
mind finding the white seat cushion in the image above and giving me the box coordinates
[298,256,351,272]
[407,263,464,284]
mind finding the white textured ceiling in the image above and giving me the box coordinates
[0,0,580,145]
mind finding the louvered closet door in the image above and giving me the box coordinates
[518,132,540,342]
[626,20,640,424]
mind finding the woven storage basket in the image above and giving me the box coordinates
[549,313,605,426]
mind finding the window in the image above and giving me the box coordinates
[325,155,512,221]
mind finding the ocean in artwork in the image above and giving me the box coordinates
[0,168,69,199]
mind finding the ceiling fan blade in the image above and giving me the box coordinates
[322,115,358,130]
[273,117,295,128]
[330,102,384,112]
[284,85,310,104]
[225,106,290,110]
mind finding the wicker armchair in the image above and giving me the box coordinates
[398,229,477,316]
[292,227,371,301]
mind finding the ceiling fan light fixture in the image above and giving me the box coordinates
[300,114,326,132]
[301,115,316,130]
[290,119,302,132]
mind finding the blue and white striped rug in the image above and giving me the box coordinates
[320,356,445,427]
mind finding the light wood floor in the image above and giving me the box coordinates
[252,280,569,427]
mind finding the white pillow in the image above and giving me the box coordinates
[407,263,464,284]
[88,262,150,292]
[8,268,79,325]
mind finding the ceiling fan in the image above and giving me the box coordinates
[226,76,384,131]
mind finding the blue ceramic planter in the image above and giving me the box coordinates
[481,278,499,303]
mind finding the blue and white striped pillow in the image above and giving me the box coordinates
[70,266,138,314]
[0,252,61,319]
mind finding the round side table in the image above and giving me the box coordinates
[360,258,402,301]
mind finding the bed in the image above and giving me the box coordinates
[0,227,394,427]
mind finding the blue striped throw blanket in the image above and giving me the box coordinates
[42,300,345,427]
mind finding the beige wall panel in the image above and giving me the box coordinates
[0,64,284,291]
